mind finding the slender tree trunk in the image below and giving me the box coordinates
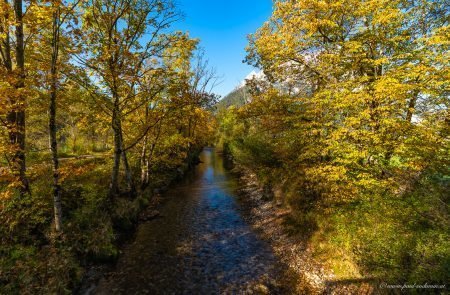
[140,106,149,188]
[109,94,135,197]
[6,0,29,195]
[49,3,62,232]
[120,129,135,195]
[109,101,121,197]
[144,142,157,188]
[0,0,12,71]
[140,133,149,188]
[406,89,419,123]
[143,122,162,189]
[108,119,135,197]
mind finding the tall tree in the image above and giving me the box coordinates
[77,0,179,197]
[230,0,449,282]
[245,0,449,201]
[47,0,81,232]
[0,0,29,194]
[49,0,62,232]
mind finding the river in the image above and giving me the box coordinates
[92,148,291,294]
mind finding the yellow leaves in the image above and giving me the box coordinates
[344,41,363,54]
[163,33,199,73]
[305,165,347,182]
[373,57,389,66]
[218,1,450,283]
[374,75,403,94]
[424,25,450,46]
[0,189,13,203]
[242,0,447,206]
[303,164,359,200]
[373,7,402,26]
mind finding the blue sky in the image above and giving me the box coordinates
[173,0,273,97]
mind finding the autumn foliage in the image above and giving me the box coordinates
[219,0,449,286]
[0,0,216,292]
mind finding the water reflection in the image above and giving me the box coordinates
[95,148,281,294]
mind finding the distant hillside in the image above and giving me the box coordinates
[216,85,250,111]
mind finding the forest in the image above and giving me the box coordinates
[0,0,217,292]
[0,0,448,294]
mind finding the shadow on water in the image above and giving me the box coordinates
[93,148,290,294]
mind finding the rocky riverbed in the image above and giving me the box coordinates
[78,148,379,294]
[82,148,296,294]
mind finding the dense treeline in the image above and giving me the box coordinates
[0,0,216,292]
[219,0,449,286]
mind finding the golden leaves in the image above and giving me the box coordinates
[238,0,449,208]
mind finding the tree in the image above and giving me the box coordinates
[0,0,29,195]
[245,0,449,201]
[227,0,450,282]
[77,0,179,197]
[47,0,81,232]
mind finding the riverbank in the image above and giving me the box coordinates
[79,148,297,294]
[75,192,166,295]
[75,151,203,294]
[232,165,379,294]
[77,148,382,294]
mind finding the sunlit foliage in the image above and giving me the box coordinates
[219,0,449,284]
[0,0,217,292]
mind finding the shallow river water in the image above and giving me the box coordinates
[93,148,290,294]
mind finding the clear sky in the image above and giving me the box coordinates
[173,0,273,97]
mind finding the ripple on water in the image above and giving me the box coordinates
[94,148,286,294]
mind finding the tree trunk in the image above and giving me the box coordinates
[143,142,157,188]
[140,133,149,188]
[0,0,12,72]
[6,0,29,195]
[49,3,62,232]
[406,89,419,123]
[109,103,121,197]
[144,121,162,189]
[120,129,135,195]
[109,97,136,197]
[140,106,151,189]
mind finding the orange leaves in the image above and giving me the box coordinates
[58,162,94,182]
[0,189,13,204]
